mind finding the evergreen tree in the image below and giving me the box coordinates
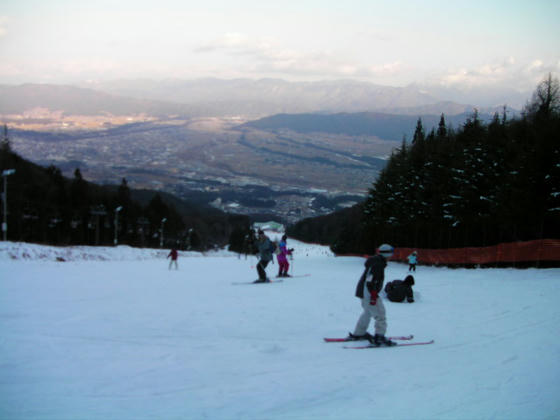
[70,168,89,208]
[288,76,560,254]
[118,178,131,205]
[522,74,560,238]
[357,77,560,250]
[1,124,11,153]
[412,118,424,143]
[228,225,247,253]
[437,114,447,138]
[115,178,133,243]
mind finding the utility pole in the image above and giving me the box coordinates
[90,205,107,245]
[160,218,167,248]
[137,217,149,247]
[2,169,16,241]
[114,206,123,245]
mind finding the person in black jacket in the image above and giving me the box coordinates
[347,244,396,346]
[385,275,415,303]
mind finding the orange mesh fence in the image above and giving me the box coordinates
[391,239,560,265]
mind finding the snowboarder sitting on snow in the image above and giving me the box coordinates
[347,244,396,346]
[384,275,415,303]
[254,230,274,283]
[276,234,294,277]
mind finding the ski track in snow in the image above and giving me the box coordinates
[0,239,559,420]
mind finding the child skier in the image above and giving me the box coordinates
[407,251,418,272]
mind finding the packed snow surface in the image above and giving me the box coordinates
[1,238,559,420]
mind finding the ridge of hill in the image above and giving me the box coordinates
[0,80,512,121]
[241,111,498,140]
[0,83,193,117]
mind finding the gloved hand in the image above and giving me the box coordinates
[369,290,378,305]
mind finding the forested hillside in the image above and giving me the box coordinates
[0,140,250,250]
[241,111,498,141]
[288,75,560,254]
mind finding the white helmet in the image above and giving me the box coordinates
[378,243,394,257]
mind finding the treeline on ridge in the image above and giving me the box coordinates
[288,75,560,254]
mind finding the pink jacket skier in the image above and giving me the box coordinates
[276,235,293,277]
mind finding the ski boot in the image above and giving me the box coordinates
[347,332,375,342]
[372,334,396,347]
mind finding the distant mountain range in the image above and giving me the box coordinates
[0,84,192,117]
[0,79,519,119]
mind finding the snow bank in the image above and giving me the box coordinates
[0,232,333,263]
[0,241,237,262]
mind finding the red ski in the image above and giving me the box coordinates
[324,334,413,343]
[344,339,434,349]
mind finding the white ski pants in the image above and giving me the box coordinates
[353,293,387,336]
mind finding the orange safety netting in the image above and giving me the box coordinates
[391,239,560,265]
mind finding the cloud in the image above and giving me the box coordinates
[528,59,544,72]
[365,62,405,77]
[435,57,560,92]
[194,33,271,56]
[0,57,131,84]
[441,57,514,84]
[194,33,407,82]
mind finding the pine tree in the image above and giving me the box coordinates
[118,178,131,205]
[1,125,11,153]
[437,114,447,138]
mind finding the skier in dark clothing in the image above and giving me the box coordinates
[167,248,179,270]
[254,230,274,283]
[347,244,396,346]
[385,275,415,303]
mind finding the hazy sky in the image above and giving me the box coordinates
[1,0,559,94]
